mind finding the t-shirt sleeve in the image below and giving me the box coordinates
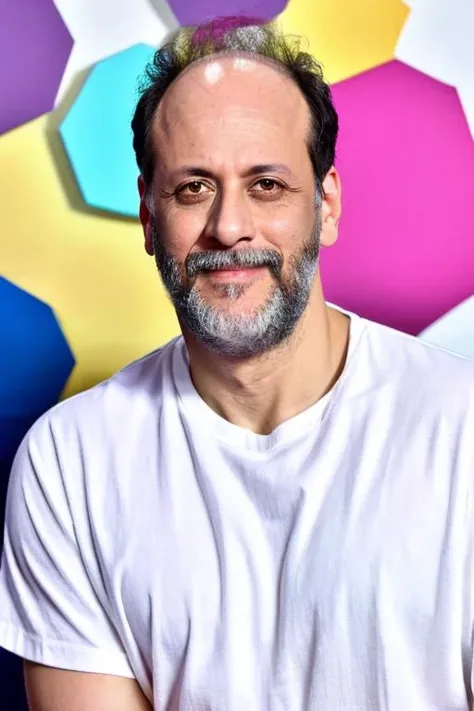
[0,416,134,678]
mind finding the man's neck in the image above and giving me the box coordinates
[181,289,351,436]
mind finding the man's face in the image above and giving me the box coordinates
[141,55,337,357]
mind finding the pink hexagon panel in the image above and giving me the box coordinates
[0,0,72,135]
[323,60,474,336]
[167,0,287,25]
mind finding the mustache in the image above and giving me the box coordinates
[185,249,282,278]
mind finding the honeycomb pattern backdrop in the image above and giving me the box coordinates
[0,0,473,705]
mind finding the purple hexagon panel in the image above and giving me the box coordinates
[324,60,474,336]
[0,0,73,135]
[167,0,288,25]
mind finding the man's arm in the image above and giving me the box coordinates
[24,663,152,711]
[0,421,141,694]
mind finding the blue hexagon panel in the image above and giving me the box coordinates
[60,44,155,218]
[0,278,75,467]
[0,0,73,135]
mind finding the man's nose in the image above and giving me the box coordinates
[203,187,257,247]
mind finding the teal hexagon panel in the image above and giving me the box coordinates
[60,44,155,218]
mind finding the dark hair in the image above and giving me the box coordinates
[131,16,339,195]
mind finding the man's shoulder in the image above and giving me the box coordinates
[363,316,474,412]
[25,337,181,445]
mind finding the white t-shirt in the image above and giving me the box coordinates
[1,308,474,710]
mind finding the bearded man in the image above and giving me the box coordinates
[2,16,474,711]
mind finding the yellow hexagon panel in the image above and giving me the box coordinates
[278,0,409,85]
[0,117,179,399]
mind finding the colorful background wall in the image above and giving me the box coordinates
[1,0,473,705]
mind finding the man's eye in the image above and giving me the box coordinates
[258,179,278,191]
[174,181,213,203]
[180,181,205,195]
[251,178,285,196]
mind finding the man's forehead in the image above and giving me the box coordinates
[176,50,293,85]
[154,52,308,134]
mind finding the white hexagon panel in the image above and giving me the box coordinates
[53,0,177,104]
[419,297,474,361]
[396,0,474,138]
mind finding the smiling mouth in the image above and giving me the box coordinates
[203,266,266,280]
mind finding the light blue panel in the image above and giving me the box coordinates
[60,44,155,218]
[418,296,474,360]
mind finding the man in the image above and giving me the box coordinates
[1,15,474,711]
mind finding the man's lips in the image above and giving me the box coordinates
[202,266,267,280]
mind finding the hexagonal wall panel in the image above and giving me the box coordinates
[419,296,474,360]
[0,277,75,467]
[53,0,176,106]
[323,60,474,336]
[167,0,287,25]
[396,0,474,138]
[280,0,408,84]
[0,0,72,135]
[60,44,155,218]
[0,115,178,401]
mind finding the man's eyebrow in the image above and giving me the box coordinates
[169,164,293,180]
[244,164,293,178]
[171,167,215,180]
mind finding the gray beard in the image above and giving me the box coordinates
[151,217,321,358]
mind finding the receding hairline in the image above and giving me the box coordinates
[174,49,298,85]
[152,50,312,143]
[137,37,333,198]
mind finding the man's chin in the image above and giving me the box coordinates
[196,299,266,322]
[197,280,275,309]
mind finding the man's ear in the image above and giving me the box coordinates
[319,167,342,248]
[138,175,154,256]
